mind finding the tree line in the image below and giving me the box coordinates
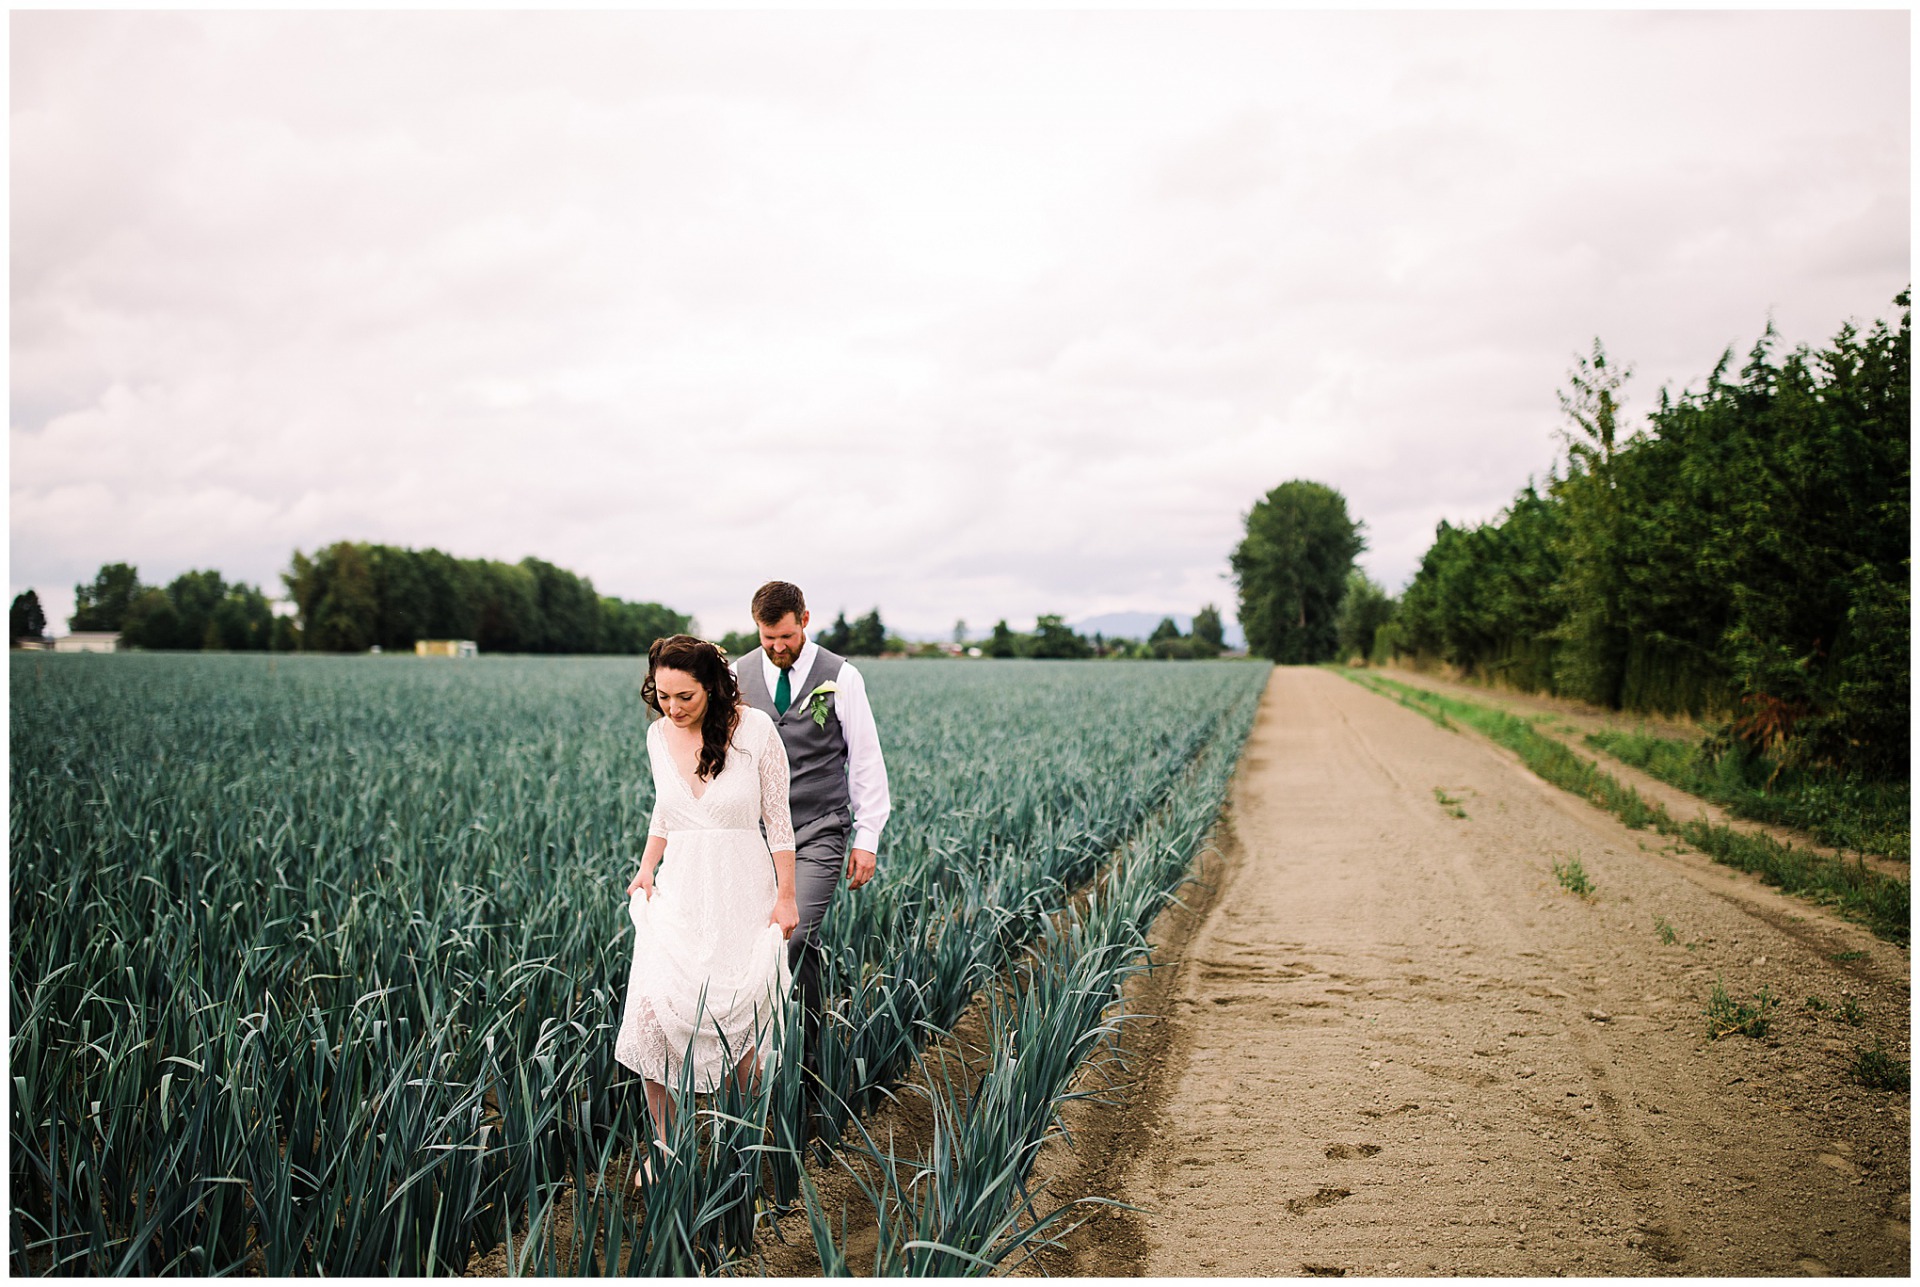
[58,564,288,651]
[23,556,1234,665]
[284,543,687,655]
[976,608,1228,659]
[34,543,690,656]
[714,606,1231,661]
[1370,293,1909,779]
[716,608,897,660]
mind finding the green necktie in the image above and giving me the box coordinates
[774,666,792,715]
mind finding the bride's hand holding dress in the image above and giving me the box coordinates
[625,827,796,931]
[626,849,658,899]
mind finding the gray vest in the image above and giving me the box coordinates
[738,646,851,829]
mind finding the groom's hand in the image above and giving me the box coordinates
[846,848,876,891]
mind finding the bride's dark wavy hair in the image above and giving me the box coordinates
[642,635,742,782]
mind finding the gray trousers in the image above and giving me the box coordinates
[786,811,849,1062]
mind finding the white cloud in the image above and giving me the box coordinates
[10,10,1908,638]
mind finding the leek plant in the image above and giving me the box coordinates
[805,673,1264,1273]
[10,653,1267,1276]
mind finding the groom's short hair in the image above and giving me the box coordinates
[751,581,807,626]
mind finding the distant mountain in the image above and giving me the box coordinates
[1072,611,1246,651]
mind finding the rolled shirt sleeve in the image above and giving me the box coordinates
[833,662,891,855]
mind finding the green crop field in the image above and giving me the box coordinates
[10,653,1267,1275]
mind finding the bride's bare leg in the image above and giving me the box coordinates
[638,1078,673,1187]
[730,1047,759,1096]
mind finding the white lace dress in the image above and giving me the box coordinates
[615,705,796,1092]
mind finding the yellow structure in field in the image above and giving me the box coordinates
[415,639,478,658]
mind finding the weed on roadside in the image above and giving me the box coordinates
[1847,1041,1910,1091]
[1804,995,1828,1012]
[1704,978,1776,1040]
[1653,916,1678,945]
[1552,856,1595,898]
[1839,995,1866,1027]
[1334,672,1911,944]
[1433,788,1468,819]
[1334,667,1456,731]
[1583,726,1909,862]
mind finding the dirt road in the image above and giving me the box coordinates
[1041,666,1909,1277]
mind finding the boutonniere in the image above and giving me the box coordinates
[807,681,839,727]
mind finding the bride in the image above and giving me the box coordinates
[616,634,800,1177]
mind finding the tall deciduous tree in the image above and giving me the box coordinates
[469,560,540,653]
[11,590,47,641]
[847,608,886,656]
[367,545,433,650]
[818,612,853,653]
[1192,605,1226,655]
[717,629,759,659]
[166,570,230,650]
[521,557,602,654]
[122,589,181,649]
[1230,480,1365,664]
[601,598,690,654]
[1030,614,1091,659]
[1550,340,1636,707]
[313,543,379,652]
[209,585,274,650]
[70,563,141,632]
[1333,571,1396,664]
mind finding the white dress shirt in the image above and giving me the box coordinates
[734,638,892,856]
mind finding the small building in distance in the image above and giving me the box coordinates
[14,636,52,651]
[416,639,478,658]
[54,632,121,654]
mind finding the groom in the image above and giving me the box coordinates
[732,580,891,1081]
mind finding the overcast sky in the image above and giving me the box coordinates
[10,10,1909,640]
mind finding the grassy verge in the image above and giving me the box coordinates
[1336,668,1909,945]
[1581,728,1909,863]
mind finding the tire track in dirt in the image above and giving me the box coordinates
[1043,666,1908,1277]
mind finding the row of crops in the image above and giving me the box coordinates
[10,652,1267,1275]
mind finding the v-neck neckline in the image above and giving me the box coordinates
[658,722,712,803]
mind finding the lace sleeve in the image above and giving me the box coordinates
[645,720,667,839]
[756,714,795,852]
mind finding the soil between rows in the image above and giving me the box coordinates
[1034,665,1909,1276]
